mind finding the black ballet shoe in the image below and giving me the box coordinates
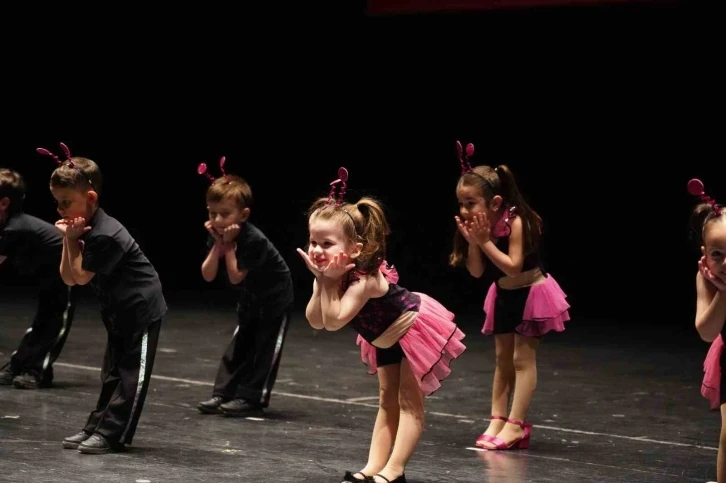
[372,474,407,483]
[341,470,369,482]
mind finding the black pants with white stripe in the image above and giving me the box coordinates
[6,278,76,382]
[212,304,292,408]
[83,318,161,446]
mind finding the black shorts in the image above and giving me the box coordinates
[376,342,405,367]
[491,284,532,335]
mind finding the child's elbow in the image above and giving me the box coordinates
[695,320,718,342]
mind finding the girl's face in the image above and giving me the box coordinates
[456,184,502,226]
[307,217,362,270]
[703,219,726,279]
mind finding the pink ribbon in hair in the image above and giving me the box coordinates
[37,142,74,168]
[688,178,722,216]
[197,156,228,184]
[327,167,348,207]
[456,140,475,175]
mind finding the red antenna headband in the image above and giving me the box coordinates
[197,156,229,184]
[688,178,722,216]
[327,167,348,207]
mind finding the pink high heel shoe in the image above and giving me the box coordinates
[475,415,509,448]
[476,417,533,450]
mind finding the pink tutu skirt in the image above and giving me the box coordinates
[482,274,570,337]
[702,334,723,410]
[356,292,466,396]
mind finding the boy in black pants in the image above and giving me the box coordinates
[197,164,293,416]
[41,144,167,454]
[0,168,76,389]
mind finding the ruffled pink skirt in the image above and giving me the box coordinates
[702,334,723,410]
[356,292,466,396]
[482,274,570,337]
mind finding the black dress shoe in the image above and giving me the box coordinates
[62,430,91,449]
[13,373,50,389]
[219,399,264,417]
[78,434,125,454]
[372,474,407,483]
[342,470,370,482]
[197,396,226,414]
[0,369,15,385]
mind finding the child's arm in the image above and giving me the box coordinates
[479,215,524,277]
[466,242,485,278]
[0,255,6,265]
[66,232,95,285]
[201,222,224,282]
[54,219,77,286]
[695,270,726,342]
[455,215,485,278]
[59,236,77,286]
[201,243,222,282]
[319,274,372,332]
[304,278,326,330]
[224,245,248,285]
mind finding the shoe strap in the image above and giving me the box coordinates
[506,418,533,428]
[491,415,509,422]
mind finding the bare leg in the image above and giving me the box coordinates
[356,364,401,479]
[372,359,424,482]
[494,334,539,446]
[718,404,726,483]
[477,334,515,447]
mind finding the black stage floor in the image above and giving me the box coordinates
[0,291,720,482]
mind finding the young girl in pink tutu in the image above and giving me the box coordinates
[689,179,726,483]
[298,167,466,483]
[449,141,570,451]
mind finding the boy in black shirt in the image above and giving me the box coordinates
[197,162,294,416]
[41,144,167,454]
[0,168,76,389]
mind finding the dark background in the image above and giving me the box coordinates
[1,0,719,333]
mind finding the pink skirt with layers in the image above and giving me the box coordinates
[357,292,466,396]
[702,335,723,410]
[482,274,571,337]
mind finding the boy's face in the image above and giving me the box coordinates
[0,197,9,223]
[50,186,96,220]
[207,197,249,235]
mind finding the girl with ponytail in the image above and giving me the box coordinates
[450,140,571,451]
[298,167,466,483]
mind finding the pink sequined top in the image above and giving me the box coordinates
[347,262,421,344]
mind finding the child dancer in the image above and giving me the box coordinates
[298,167,466,483]
[195,157,294,417]
[40,142,167,454]
[689,179,726,483]
[449,141,570,450]
[0,168,76,389]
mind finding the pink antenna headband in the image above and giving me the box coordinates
[37,142,73,167]
[197,156,229,184]
[328,167,348,207]
[456,140,475,175]
[37,142,95,189]
[688,178,722,216]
